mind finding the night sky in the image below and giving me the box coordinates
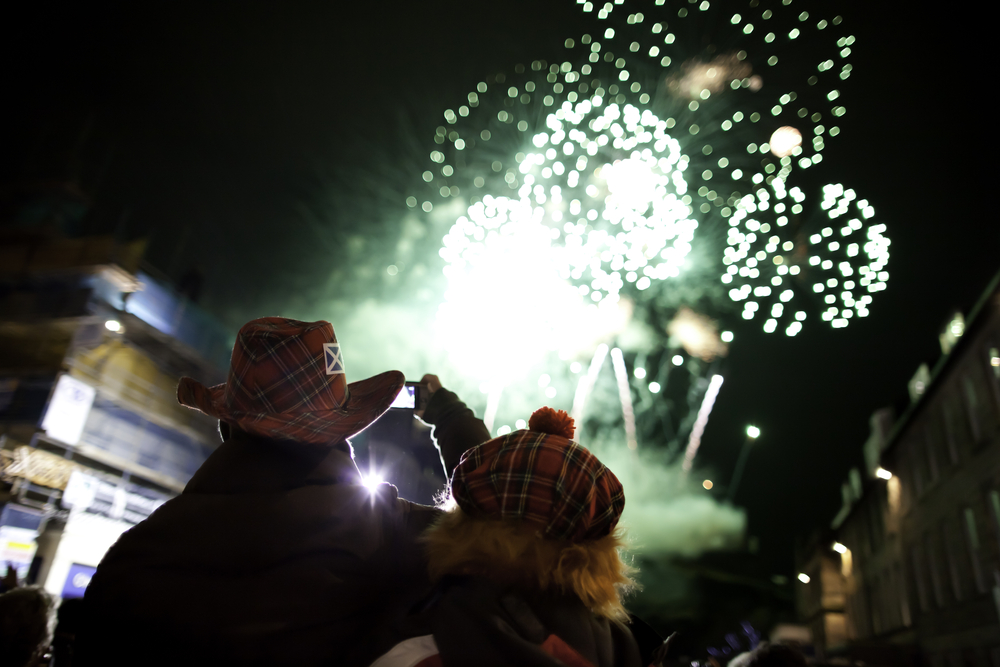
[3,1,995,576]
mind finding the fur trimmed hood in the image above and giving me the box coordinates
[422,509,637,622]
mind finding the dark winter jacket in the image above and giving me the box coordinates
[397,576,645,667]
[77,389,489,667]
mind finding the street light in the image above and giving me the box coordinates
[728,425,760,502]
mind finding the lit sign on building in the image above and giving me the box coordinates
[40,374,96,446]
[60,563,97,599]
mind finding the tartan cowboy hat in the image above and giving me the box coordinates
[176,317,404,443]
[450,407,625,542]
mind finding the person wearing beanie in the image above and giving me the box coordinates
[76,318,491,667]
[371,406,646,667]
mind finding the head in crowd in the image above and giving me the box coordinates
[178,317,405,446]
[0,586,55,667]
[423,406,636,621]
[729,643,808,667]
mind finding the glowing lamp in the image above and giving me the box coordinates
[105,320,121,332]
[876,467,893,480]
[832,542,847,554]
[746,425,760,439]
[769,126,802,158]
[797,573,811,584]
[703,479,714,490]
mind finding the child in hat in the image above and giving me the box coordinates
[372,406,646,667]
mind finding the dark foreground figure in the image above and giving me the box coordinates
[78,318,488,666]
[78,317,657,666]
[372,406,646,667]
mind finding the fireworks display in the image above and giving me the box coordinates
[409,0,890,450]
[722,179,889,335]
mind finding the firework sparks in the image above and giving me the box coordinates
[721,179,889,334]
[408,0,886,458]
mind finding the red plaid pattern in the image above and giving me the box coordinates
[177,317,404,444]
[451,430,625,542]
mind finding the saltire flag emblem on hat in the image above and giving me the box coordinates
[324,343,345,375]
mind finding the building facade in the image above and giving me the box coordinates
[797,273,1000,666]
[0,214,231,600]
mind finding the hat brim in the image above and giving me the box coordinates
[177,370,405,444]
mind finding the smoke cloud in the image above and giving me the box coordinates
[592,437,746,559]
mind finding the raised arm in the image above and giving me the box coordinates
[416,374,491,478]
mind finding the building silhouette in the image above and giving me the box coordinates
[797,271,1000,665]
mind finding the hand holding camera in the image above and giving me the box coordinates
[389,374,441,419]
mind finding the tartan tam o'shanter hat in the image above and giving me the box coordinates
[450,407,625,542]
[176,317,404,444]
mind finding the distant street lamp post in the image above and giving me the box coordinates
[728,425,760,502]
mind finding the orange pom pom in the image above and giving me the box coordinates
[528,406,576,440]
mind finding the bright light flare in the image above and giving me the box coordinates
[797,573,811,584]
[832,542,847,554]
[436,101,699,383]
[769,126,802,158]
[746,425,760,439]
[437,196,631,380]
[876,467,893,480]
[703,479,714,490]
[360,472,385,492]
[105,320,121,332]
